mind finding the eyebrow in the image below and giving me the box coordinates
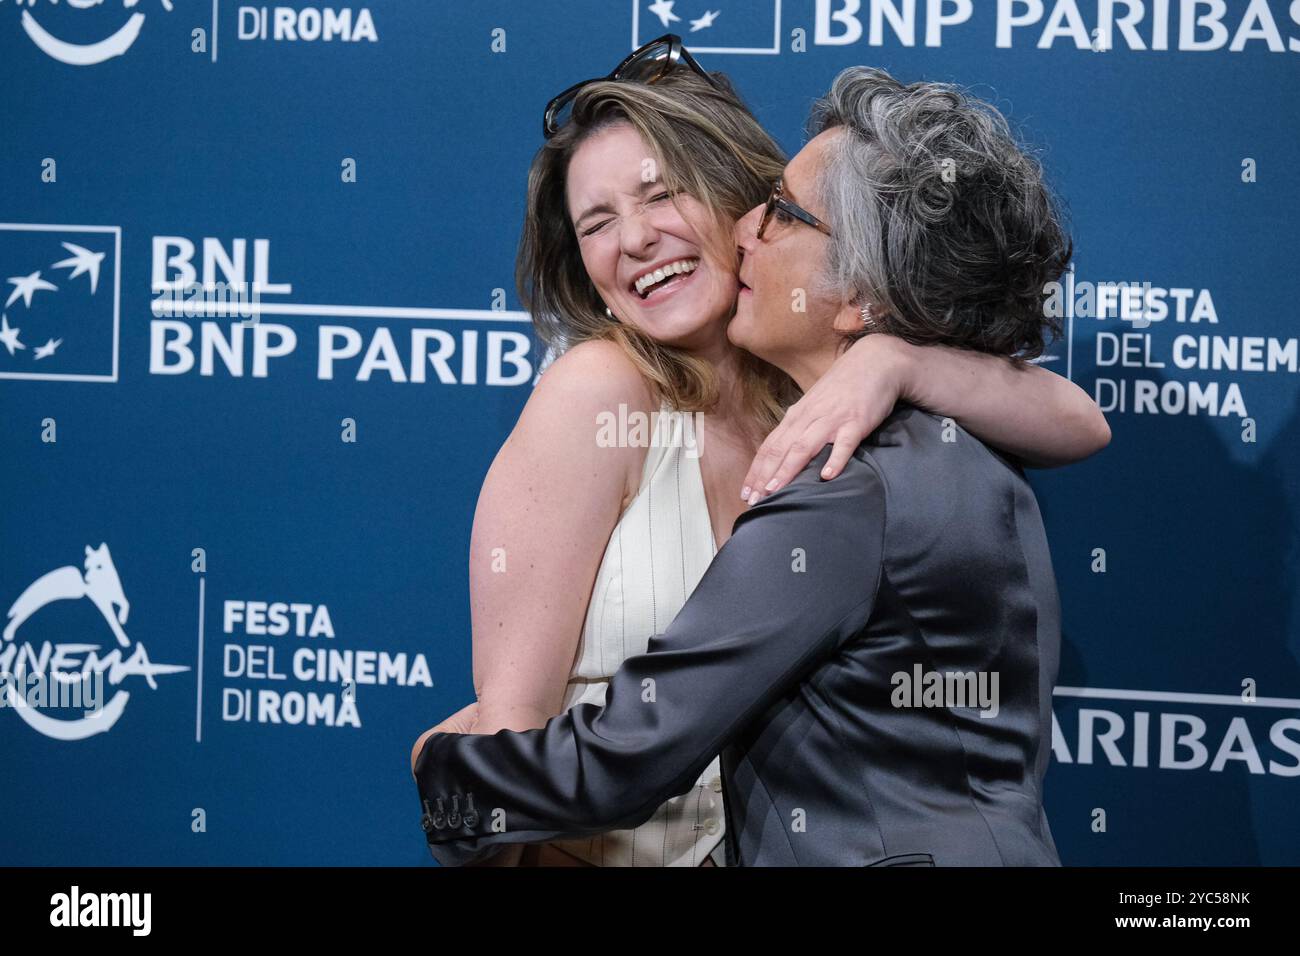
[573,179,664,229]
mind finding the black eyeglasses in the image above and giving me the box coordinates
[757,179,833,240]
[543,34,722,138]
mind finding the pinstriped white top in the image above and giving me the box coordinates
[545,405,727,866]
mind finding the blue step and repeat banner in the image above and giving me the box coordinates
[1,1,1297,866]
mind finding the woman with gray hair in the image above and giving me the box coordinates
[811,66,1070,354]
[413,65,1079,866]
[740,65,1075,491]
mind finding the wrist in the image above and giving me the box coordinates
[859,333,914,406]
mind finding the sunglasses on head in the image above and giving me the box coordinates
[543,34,722,138]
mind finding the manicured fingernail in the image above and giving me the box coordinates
[821,466,833,478]
[740,486,751,500]
[764,479,779,492]
[747,491,760,506]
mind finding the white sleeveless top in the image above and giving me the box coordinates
[547,405,726,866]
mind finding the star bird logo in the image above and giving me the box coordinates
[0,225,120,382]
[636,1,781,55]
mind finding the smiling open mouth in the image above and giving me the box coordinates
[633,258,700,299]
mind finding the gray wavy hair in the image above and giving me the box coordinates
[808,66,1071,360]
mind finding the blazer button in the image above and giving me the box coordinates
[463,793,480,828]
[448,795,463,828]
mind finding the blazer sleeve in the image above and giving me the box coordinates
[412,446,888,865]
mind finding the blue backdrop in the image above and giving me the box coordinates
[2,0,1297,865]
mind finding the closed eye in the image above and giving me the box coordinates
[579,191,676,236]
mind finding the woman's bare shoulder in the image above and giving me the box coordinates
[515,339,658,441]
[501,339,655,497]
[534,338,657,411]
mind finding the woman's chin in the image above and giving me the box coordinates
[627,301,734,349]
[629,315,715,350]
[725,317,753,352]
[727,298,757,349]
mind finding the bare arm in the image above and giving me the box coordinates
[896,339,1110,468]
[741,333,1110,501]
[412,341,652,863]
[467,340,651,735]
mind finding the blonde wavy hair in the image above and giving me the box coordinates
[516,70,799,432]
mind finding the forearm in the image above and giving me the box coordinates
[896,340,1110,467]
[460,700,526,866]
[457,692,562,866]
[409,689,562,865]
[415,701,682,860]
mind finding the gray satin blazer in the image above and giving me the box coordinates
[413,404,1062,866]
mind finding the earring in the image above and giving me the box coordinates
[605,307,616,321]
[859,302,877,331]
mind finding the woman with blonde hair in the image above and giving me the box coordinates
[413,36,1108,867]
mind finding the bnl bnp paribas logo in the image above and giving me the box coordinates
[148,235,542,385]
[2,545,189,740]
[0,224,120,382]
[633,1,1300,52]
[0,224,540,386]
[631,0,885,53]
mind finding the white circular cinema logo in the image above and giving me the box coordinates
[2,543,188,739]
[7,0,174,67]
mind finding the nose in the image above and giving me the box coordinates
[735,203,764,254]
[620,207,660,259]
